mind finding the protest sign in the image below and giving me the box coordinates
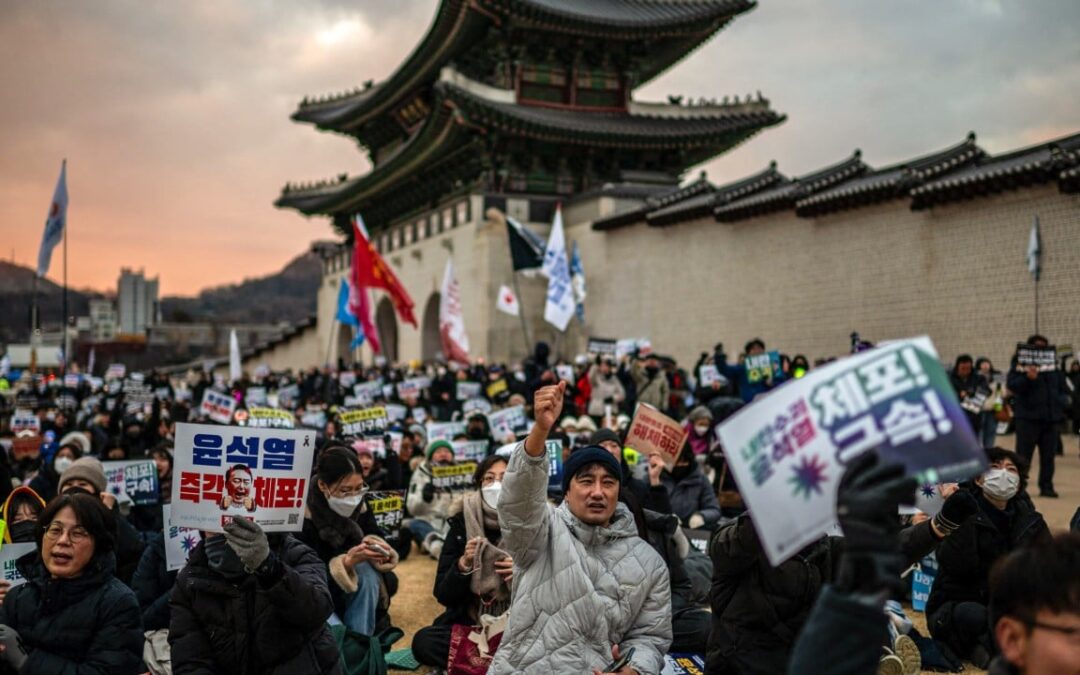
[339,371,357,389]
[299,409,326,429]
[587,337,617,355]
[487,405,527,442]
[163,504,200,572]
[10,410,40,434]
[12,434,40,461]
[452,439,489,463]
[662,654,706,675]
[64,373,80,388]
[716,336,985,566]
[171,423,316,532]
[744,351,781,384]
[911,554,938,612]
[245,407,296,430]
[200,389,237,425]
[123,379,155,405]
[485,378,508,400]
[0,544,37,588]
[412,407,428,423]
[384,404,408,422]
[455,381,482,401]
[353,381,383,405]
[396,378,426,400]
[625,403,689,470]
[430,462,478,492]
[387,431,403,455]
[354,435,387,458]
[555,365,575,383]
[105,363,126,380]
[462,397,492,416]
[959,389,988,415]
[343,396,362,407]
[155,387,171,401]
[1015,343,1057,371]
[338,407,389,437]
[277,384,300,409]
[682,528,711,554]
[381,384,395,400]
[103,459,160,506]
[427,421,466,444]
[546,439,563,490]
[367,491,405,542]
[698,364,727,388]
[245,387,268,406]
[616,338,642,359]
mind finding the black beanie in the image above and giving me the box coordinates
[562,445,622,493]
[588,428,621,447]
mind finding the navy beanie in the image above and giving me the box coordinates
[561,445,622,493]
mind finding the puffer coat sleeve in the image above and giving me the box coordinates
[496,443,551,570]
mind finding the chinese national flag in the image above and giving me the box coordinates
[351,218,418,328]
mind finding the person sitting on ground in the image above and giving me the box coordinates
[489,382,671,674]
[412,455,513,669]
[28,432,84,503]
[927,448,1052,669]
[660,442,722,531]
[131,531,178,675]
[169,518,341,674]
[406,440,459,560]
[0,492,144,673]
[987,532,1080,675]
[590,428,672,515]
[684,406,713,461]
[296,446,399,637]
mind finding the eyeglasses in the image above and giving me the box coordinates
[44,523,91,544]
[331,483,368,498]
[1022,619,1080,645]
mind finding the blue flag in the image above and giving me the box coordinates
[37,160,68,278]
[336,279,366,350]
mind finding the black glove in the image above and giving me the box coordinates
[931,489,978,538]
[0,624,28,671]
[835,452,917,596]
[422,482,435,502]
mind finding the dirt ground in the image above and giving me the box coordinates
[387,434,1080,674]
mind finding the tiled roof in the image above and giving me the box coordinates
[715,151,866,222]
[488,0,754,35]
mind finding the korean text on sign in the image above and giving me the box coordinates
[625,403,688,470]
[430,462,478,492]
[366,491,405,542]
[171,422,316,532]
[103,459,160,506]
[245,407,296,429]
[200,390,237,425]
[338,407,389,437]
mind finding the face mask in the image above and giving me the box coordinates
[981,468,1020,502]
[646,366,659,377]
[694,425,710,437]
[9,521,38,543]
[204,536,246,577]
[54,456,74,474]
[481,482,502,509]
[326,492,365,517]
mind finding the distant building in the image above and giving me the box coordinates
[117,269,160,335]
[88,298,117,342]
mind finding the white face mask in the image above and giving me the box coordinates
[54,456,74,474]
[326,491,366,517]
[694,425,710,437]
[481,481,502,509]
[981,468,1020,502]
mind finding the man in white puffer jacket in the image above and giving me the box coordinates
[490,382,671,675]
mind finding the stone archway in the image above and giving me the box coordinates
[375,297,399,363]
[421,293,441,362]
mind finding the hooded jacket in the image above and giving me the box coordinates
[406,461,457,533]
[0,549,143,674]
[659,464,722,526]
[1,486,45,543]
[169,535,341,675]
[489,445,672,674]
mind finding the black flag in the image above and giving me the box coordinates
[506,215,545,271]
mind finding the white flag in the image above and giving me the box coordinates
[495,284,520,316]
[438,259,470,363]
[542,207,575,331]
[229,329,241,383]
[37,160,68,278]
[1027,215,1041,281]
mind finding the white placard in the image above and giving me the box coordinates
[200,389,237,425]
[163,504,200,572]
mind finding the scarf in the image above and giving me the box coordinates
[306,482,366,551]
[462,491,511,615]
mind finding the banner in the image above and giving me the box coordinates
[716,336,985,566]
[452,439,489,463]
[299,410,326,429]
[0,543,37,588]
[485,378,508,400]
[103,459,160,506]
[353,381,383,405]
[200,389,237,425]
[430,462,478,492]
[245,407,296,430]
[171,423,316,532]
[277,384,300,409]
[384,404,408,422]
[396,378,426,400]
[427,421,466,444]
[338,407,389,437]
[587,337,617,355]
[698,364,728,388]
[626,403,688,470]
[487,405,527,442]
[744,351,781,384]
[163,504,200,572]
[1015,343,1057,371]
[616,338,651,359]
[455,381,482,401]
[366,491,405,542]
[439,259,471,363]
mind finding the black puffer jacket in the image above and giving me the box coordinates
[169,535,341,675]
[0,550,143,674]
[926,487,1050,634]
[1007,362,1070,422]
[131,532,177,631]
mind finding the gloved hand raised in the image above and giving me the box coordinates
[931,488,978,538]
[835,451,917,596]
[223,517,270,572]
[0,624,29,671]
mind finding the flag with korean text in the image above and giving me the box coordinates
[716,336,985,566]
[541,206,574,331]
[171,423,316,532]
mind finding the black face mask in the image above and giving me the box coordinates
[8,521,38,544]
[646,366,660,377]
[467,427,486,440]
[203,537,247,578]
[670,462,694,481]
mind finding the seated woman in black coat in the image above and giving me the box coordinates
[412,455,513,669]
[927,447,1051,668]
[0,492,143,673]
[295,445,399,636]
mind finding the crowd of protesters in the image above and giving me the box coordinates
[0,333,1075,674]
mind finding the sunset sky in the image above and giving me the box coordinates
[1,1,1076,296]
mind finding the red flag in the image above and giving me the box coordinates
[352,282,381,354]
[350,217,418,328]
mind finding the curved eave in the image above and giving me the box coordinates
[1061,165,1080,194]
[911,151,1063,210]
[485,0,754,34]
[715,152,865,222]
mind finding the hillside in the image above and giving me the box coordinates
[0,261,101,343]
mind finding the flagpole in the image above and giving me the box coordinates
[511,271,532,357]
[62,164,68,378]
[1034,275,1039,334]
[30,275,39,375]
